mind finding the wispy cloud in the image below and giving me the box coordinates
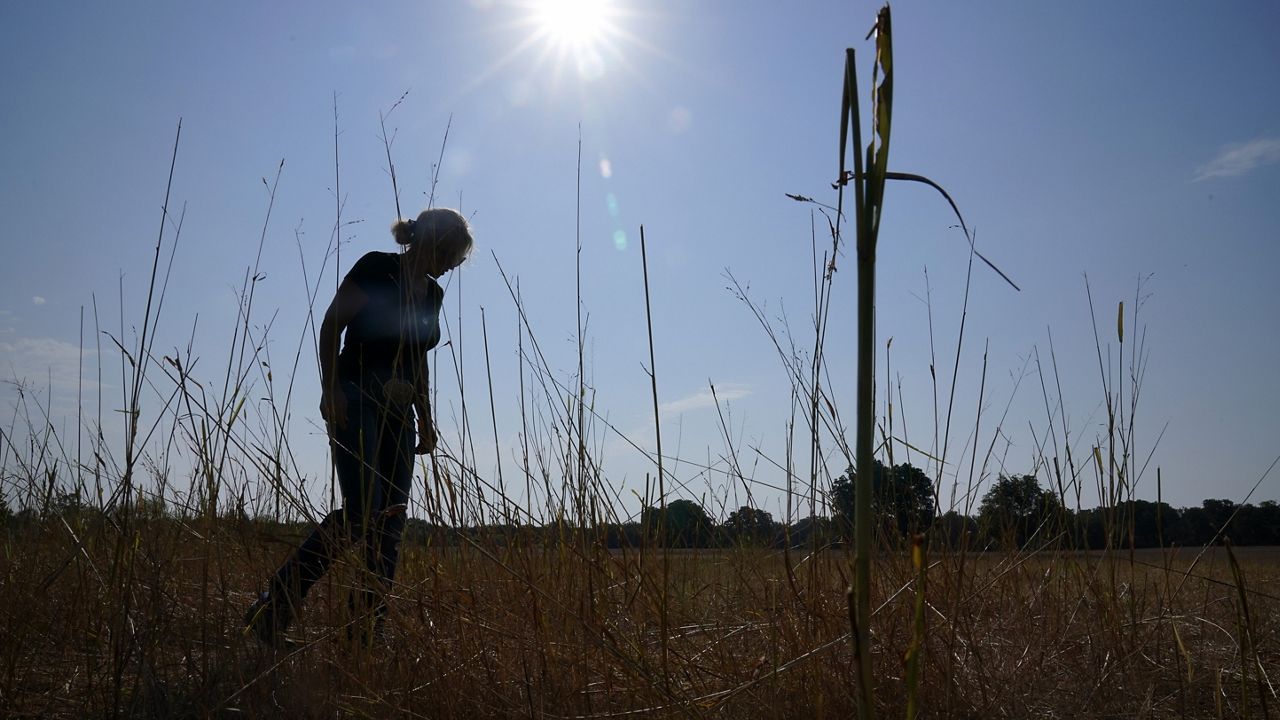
[659,384,752,417]
[0,336,97,404]
[32,296,46,306]
[1194,137,1280,181]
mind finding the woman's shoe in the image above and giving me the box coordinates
[243,591,296,649]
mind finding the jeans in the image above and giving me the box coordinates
[269,376,415,627]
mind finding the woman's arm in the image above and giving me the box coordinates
[318,279,368,429]
[413,362,436,454]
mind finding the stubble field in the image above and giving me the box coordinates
[3,518,1276,718]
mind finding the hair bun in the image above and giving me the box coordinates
[390,218,417,245]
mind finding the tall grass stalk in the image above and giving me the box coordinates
[639,225,671,686]
[836,22,879,718]
[832,7,1032,714]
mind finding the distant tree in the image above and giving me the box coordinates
[1121,499,1178,548]
[1073,508,1106,549]
[831,460,936,541]
[1178,505,1213,546]
[1202,498,1237,539]
[48,489,83,517]
[605,522,644,549]
[1075,499,1179,550]
[884,463,937,534]
[403,518,448,546]
[936,510,978,547]
[723,505,778,546]
[785,515,835,548]
[1173,498,1236,546]
[978,474,1060,547]
[1251,501,1280,545]
[1226,500,1279,546]
[642,499,714,548]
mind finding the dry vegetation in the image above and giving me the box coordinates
[2,520,1278,717]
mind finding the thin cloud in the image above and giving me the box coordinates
[1194,137,1280,181]
[659,385,752,417]
[0,336,97,403]
[32,296,46,306]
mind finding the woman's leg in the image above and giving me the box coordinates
[250,380,378,638]
[350,405,415,632]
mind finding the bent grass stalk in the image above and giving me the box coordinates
[832,6,1026,715]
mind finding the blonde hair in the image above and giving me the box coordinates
[390,208,474,271]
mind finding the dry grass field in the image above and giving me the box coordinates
[3,516,1277,718]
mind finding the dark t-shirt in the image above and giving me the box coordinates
[336,251,444,382]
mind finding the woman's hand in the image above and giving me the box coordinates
[415,414,437,455]
[320,388,347,433]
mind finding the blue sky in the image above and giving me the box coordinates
[2,1,1278,520]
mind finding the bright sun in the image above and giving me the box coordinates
[527,0,620,80]
[534,0,610,49]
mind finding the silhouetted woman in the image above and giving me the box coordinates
[245,208,473,646]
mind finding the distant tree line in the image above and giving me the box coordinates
[829,462,1280,550]
[4,467,1277,549]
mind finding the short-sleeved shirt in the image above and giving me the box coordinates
[336,251,444,382]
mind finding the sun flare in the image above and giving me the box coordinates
[524,0,622,80]
[533,0,610,49]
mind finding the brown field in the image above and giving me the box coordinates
[3,518,1277,718]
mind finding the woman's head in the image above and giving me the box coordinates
[391,208,474,277]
